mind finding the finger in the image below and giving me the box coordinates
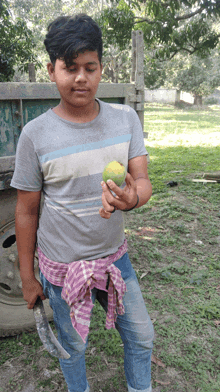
[101,196,116,214]
[105,180,129,210]
[101,181,116,198]
[101,180,122,202]
[124,172,137,188]
[27,291,44,309]
[101,182,118,211]
[106,179,124,198]
[106,178,132,207]
[106,174,137,197]
[99,207,111,219]
[123,173,138,201]
[107,174,138,211]
[27,300,36,310]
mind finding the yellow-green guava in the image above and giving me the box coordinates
[102,161,126,186]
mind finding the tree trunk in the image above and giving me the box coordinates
[109,69,114,83]
[175,90,181,104]
[115,60,118,84]
[28,63,36,82]
[194,95,202,105]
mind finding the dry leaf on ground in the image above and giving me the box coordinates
[140,272,149,279]
[155,379,171,386]
[151,354,165,368]
[183,286,195,289]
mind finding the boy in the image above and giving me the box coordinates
[11,14,154,392]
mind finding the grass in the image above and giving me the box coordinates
[144,105,220,197]
[0,103,220,392]
[127,103,220,391]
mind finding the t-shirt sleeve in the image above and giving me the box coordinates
[128,108,148,161]
[10,130,43,191]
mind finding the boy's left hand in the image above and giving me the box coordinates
[99,172,138,219]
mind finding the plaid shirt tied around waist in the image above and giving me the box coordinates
[37,241,127,343]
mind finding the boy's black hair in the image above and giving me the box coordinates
[44,14,102,67]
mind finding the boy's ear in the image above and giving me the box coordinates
[47,62,55,82]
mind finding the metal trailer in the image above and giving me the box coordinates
[0,31,146,336]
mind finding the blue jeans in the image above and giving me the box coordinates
[39,252,154,392]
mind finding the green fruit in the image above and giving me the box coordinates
[102,161,126,186]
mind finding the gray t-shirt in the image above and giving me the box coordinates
[11,99,147,263]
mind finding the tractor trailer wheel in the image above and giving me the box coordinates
[0,188,53,337]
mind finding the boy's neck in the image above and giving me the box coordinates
[52,99,100,123]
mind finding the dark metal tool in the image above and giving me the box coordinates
[33,297,70,359]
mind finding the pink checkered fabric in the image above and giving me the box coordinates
[37,241,127,343]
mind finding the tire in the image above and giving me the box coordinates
[0,188,53,337]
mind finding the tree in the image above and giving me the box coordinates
[98,0,220,60]
[101,45,131,83]
[8,0,68,81]
[142,45,220,104]
[9,0,130,82]
[8,0,220,88]
[171,53,220,105]
[0,0,41,81]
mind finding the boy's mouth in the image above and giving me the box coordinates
[72,88,89,93]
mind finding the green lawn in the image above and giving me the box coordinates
[144,104,220,200]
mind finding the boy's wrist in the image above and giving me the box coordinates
[20,273,36,282]
[20,267,35,282]
[122,195,139,212]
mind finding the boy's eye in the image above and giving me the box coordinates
[66,68,96,73]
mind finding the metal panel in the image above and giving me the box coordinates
[0,83,61,100]
[0,82,135,100]
[23,99,60,125]
[0,100,20,157]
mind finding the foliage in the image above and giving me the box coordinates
[98,1,134,50]
[143,57,167,89]
[173,53,220,101]
[146,49,220,101]
[7,0,220,87]
[98,0,220,60]
[0,0,41,81]
[9,0,133,82]
[97,0,220,90]
[102,45,131,83]
[143,37,220,100]
[8,0,64,81]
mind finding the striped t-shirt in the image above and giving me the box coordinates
[11,99,147,263]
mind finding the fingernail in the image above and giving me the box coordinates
[107,180,112,185]
[101,181,105,187]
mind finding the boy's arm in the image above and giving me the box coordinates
[99,155,152,219]
[15,190,46,309]
[128,155,152,207]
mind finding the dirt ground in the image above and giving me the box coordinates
[0,339,162,392]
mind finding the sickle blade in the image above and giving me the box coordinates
[33,297,70,359]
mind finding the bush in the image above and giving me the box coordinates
[204,97,219,105]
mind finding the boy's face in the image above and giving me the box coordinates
[47,50,102,110]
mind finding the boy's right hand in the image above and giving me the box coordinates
[21,276,46,309]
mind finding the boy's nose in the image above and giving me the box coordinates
[75,69,86,82]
